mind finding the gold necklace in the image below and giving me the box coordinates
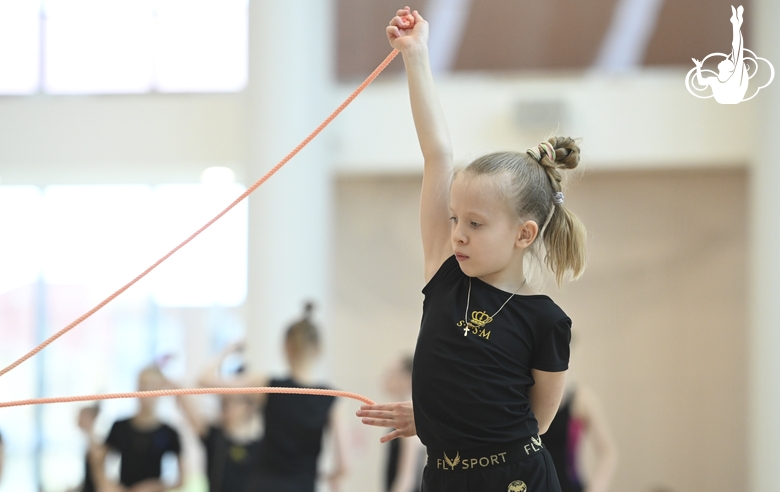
[462,277,526,336]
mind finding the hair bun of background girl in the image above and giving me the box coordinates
[303,301,315,320]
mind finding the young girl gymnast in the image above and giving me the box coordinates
[92,365,183,492]
[176,344,263,492]
[208,303,348,492]
[357,7,587,492]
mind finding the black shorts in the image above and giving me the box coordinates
[422,439,562,492]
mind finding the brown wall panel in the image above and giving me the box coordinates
[337,0,755,76]
[453,0,619,71]
[336,0,407,80]
[644,0,753,66]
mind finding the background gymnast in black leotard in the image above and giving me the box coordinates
[177,344,263,492]
[213,303,348,492]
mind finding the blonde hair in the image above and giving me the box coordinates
[285,302,320,356]
[459,136,587,286]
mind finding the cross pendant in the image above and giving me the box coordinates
[463,325,469,336]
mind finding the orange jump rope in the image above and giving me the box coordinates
[0,49,403,409]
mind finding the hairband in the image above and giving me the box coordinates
[553,191,564,205]
[526,142,557,162]
[539,142,556,161]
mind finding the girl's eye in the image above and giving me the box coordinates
[449,216,458,223]
[470,221,481,228]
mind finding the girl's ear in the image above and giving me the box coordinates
[516,220,539,249]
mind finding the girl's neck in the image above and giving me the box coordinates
[224,416,261,443]
[131,408,160,430]
[289,361,316,385]
[477,255,529,294]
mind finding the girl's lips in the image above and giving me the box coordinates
[455,253,469,261]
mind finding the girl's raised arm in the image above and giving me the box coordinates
[388,8,454,281]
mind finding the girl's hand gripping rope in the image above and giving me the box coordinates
[386,6,427,53]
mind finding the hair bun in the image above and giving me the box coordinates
[548,136,581,170]
[303,301,315,319]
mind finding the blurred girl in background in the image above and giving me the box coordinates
[177,344,262,492]
[382,355,424,492]
[92,366,183,492]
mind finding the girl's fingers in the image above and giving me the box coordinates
[379,429,401,443]
[359,403,398,411]
[356,409,396,419]
[361,417,393,427]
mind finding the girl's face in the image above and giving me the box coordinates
[449,173,527,281]
[222,395,255,427]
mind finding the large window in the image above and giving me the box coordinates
[0,182,247,491]
[0,0,248,95]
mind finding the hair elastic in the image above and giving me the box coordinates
[539,142,556,161]
[553,192,565,205]
[526,142,557,163]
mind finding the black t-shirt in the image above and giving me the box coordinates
[256,377,335,480]
[412,255,571,450]
[105,418,181,487]
[202,425,261,492]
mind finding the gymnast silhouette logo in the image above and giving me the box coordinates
[685,5,774,104]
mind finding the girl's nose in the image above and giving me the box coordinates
[452,223,467,244]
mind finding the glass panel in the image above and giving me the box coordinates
[43,0,154,94]
[154,0,248,92]
[0,186,43,294]
[0,183,247,490]
[0,0,40,95]
[40,185,155,294]
[150,183,248,306]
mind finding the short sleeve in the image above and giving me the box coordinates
[531,317,572,372]
[422,256,461,295]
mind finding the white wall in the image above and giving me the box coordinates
[0,93,247,185]
[0,69,755,188]
[332,69,755,173]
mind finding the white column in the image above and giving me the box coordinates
[750,0,780,489]
[245,0,334,375]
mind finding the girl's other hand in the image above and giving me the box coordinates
[356,401,416,443]
[386,7,428,52]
